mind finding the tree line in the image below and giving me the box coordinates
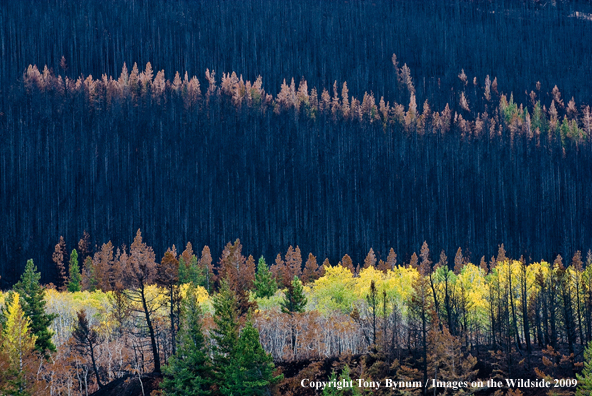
[3,234,592,394]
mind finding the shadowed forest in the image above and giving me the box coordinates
[2,0,592,286]
[1,0,592,395]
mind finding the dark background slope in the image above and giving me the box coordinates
[1,0,592,286]
[1,0,592,106]
[2,94,591,287]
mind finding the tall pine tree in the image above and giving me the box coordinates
[161,283,212,396]
[221,319,282,396]
[13,259,57,357]
[211,279,240,389]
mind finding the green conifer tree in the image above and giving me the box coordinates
[178,256,188,284]
[161,283,212,396]
[188,255,206,287]
[322,365,360,396]
[281,276,307,314]
[322,371,340,396]
[179,255,206,287]
[67,249,82,292]
[211,280,240,387]
[281,276,307,353]
[12,259,57,357]
[577,341,592,395]
[221,319,282,396]
[253,256,277,299]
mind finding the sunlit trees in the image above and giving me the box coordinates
[0,293,39,396]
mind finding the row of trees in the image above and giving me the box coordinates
[50,233,592,359]
[19,61,592,143]
[5,232,592,394]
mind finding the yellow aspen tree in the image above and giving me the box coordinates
[1,293,38,395]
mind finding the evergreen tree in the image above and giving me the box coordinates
[253,256,277,299]
[161,283,212,396]
[77,231,91,264]
[221,319,282,396]
[281,276,307,314]
[363,248,377,269]
[322,371,340,396]
[281,276,307,353]
[576,341,592,396]
[341,254,355,275]
[12,259,57,357]
[187,255,204,286]
[270,254,286,287]
[322,365,360,396]
[211,280,240,387]
[67,249,82,292]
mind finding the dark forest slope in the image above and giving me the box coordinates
[1,64,591,287]
[1,0,592,106]
[1,0,592,287]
